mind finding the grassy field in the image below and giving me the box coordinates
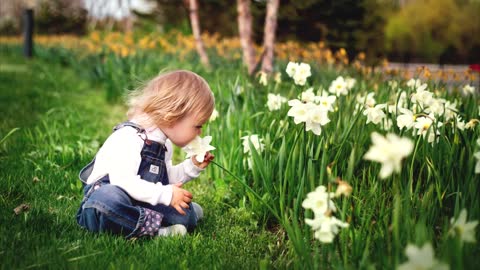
[0,48,287,269]
[1,40,479,270]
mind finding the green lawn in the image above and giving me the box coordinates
[1,42,479,269]
[0,49,286,269]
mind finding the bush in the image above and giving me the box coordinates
[385,0,480,63]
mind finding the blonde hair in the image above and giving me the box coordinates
[127,70,215,128]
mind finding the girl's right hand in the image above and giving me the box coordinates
[170,183,193,215]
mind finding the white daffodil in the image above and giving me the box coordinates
[414,114,443,143]
[397,108,416,130]
[462,84,475,95]
[425,97,445,117]
[293,63,312,86]
[287,99,309,124]
[286,62,298,78]
[455,115,466,131]
[364,132,414,179]
[301,88,316,103]
[398,243,449,270]
[328,76,349,96]
[356,92,376,108]
[444,100,459,121]
[307,215,349,243]
[406,78,423,89]
[258,71,268,86]
[286,61,311,86]
[183,136,216,163]
[241,134,264,154]
[363,104,387,125]
[388,80,399,90]
[411,83,434,107]
[345,77,356,90]
[315,91,336,112]
[234,85,244,96]
[274,72,282,84]
[303,185,349,244]
[305,106,330,135]
[266,93,287,111]
[209,108,219,121]
[414,115,433,133]
[302,185,336,216]
[288,100,330,135]
[449,209,479,243]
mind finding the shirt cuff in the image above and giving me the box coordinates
[184,158,204,178]
[157,184,173,206]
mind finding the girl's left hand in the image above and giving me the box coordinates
[192,152,214,169]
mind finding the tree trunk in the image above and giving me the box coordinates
[236,0,256,75]
[261,0,279,74]
[188,0,210,68]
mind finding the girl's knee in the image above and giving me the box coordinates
[88,184,132,207]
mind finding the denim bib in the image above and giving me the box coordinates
[79,121,169,186]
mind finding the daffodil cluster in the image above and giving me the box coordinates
[286,62,312,86]
[328,76,356,96]
[353,78,478,145]
[302,185,349,243]
[287,88,336,135]
[266,93,287,111]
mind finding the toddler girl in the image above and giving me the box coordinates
[76,70,215,238]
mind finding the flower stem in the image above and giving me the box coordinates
[210,160,281,221]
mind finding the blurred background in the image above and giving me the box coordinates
[1,0,479,65]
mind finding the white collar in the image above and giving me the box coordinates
[130,118,168,144]
[145,126,167,144]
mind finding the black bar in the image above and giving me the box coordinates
[23,9,34,58]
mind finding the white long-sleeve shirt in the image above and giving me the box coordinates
[85,121,204,206]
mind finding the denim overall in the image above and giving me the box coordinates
[76,122,198,238]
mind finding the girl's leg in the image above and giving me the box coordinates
[149,202,200,231]
[77,184,162,238]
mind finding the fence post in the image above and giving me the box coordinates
[23,8,34,58]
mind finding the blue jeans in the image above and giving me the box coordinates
[76,177,198,238]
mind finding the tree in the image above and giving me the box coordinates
[260,0,279,74]
[237,0,256,75]
[187,0,210,68]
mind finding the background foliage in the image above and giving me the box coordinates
[1,0,479,63]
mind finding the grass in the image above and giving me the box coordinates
[0,48,287,269]
[1,40,479,269]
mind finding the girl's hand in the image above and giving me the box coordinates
[192,151,214,169]
[170,183,192,215]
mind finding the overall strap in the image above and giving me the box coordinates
[113,121,146,133]
[78,121,148,185]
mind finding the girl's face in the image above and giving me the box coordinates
[161,114,204,147]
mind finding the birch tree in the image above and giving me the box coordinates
[236,0,256,75]
[260,0,279,74]
[187,0,210,68]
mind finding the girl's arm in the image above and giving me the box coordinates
[164,140,204,184]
